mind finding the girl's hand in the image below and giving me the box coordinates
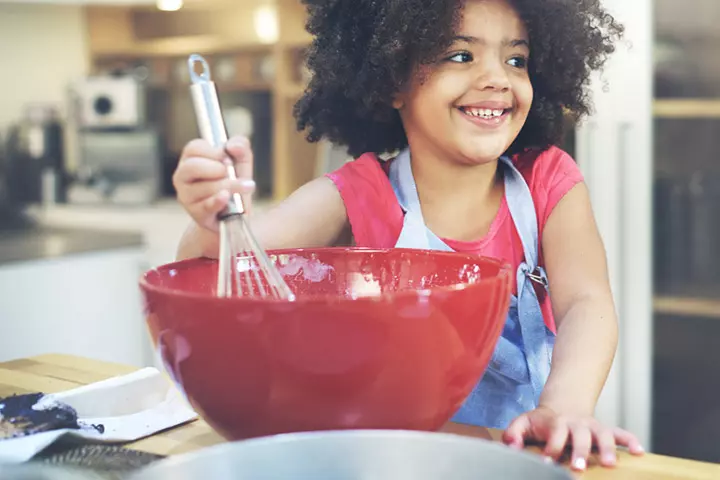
[502,406,645,471]
[173,135,256,232]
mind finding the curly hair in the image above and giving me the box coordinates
[294,0,624,158]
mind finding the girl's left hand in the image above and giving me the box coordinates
[501,406,645,471]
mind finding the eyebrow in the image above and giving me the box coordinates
[453,35,529,48]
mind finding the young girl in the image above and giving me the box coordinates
[172,0,645,471]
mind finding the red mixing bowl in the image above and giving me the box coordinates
[139,247,512,440]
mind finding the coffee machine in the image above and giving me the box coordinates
[67,74,163,205]
[3,104,67,207]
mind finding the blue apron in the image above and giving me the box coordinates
[388,148,555,429]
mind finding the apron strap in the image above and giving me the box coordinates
[498,156,541,273]
[499,155,553,400]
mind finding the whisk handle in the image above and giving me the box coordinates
[188,54,244,217]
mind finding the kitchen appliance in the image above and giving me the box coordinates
[68,128,163,205]
[3,104,67,207]
[131,430,572,480]
[70,76,146,130]
[139,247,512,441]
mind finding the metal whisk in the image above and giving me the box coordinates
[187,54,296,301]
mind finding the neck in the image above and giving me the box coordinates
[408,149,501,209]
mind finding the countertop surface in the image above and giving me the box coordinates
[1,354,720,479]
[0,226,144,265]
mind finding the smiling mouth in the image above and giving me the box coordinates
[459,106,511,119]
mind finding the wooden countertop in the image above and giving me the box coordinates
[2,353,720,479]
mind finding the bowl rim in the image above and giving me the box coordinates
[133,429,573,479]
[138,246,513,305]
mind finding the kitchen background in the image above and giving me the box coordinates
[0,0,717,467]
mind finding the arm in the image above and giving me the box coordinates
[503,180,642,469]
[539,181,617,416]
[176,176,349,260]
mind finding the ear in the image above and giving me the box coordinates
[392,95,405,110]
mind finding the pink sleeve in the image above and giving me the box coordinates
[325,154,403,248]
[522,146,585,237]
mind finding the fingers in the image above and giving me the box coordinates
[543,420,570,461]
[595,427,618,467]
[181,138,226,164]
[225,136,254,181]
[178,177,255,205]
[569,423,593,471]
[506,409,644,472]
[613,427,645,455]
[201,189,231,217]
[562,423,642,471]
[503,415,531,450]
[174,157,228,185]
[177,136,253,184]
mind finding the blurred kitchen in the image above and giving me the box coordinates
[0,0,718,467]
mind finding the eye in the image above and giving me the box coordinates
[507,56,528,69]
[447,52,473,63]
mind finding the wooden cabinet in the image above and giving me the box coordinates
[82,0,320,202]
[651,0,720,319]
[651,0,720,463]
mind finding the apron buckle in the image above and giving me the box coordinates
[526,267,549,289]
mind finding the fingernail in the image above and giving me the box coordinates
[602,452,617,465]
[543,456,554,464]
[572,458,587,471]
[239,179,256,189]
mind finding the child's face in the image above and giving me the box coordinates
[396,0,532,165]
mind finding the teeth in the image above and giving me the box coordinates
[464,108,505,118]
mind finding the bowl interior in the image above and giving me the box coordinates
[141,247,510,300]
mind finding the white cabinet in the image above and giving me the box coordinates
[0,248,154,368]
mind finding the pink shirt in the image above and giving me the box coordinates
[326,146,585,333]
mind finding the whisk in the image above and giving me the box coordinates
[187,54,296,301]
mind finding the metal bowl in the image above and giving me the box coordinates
[0,463,106,480]
[130,430,573,480]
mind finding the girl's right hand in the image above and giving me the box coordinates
[173,135,256,232]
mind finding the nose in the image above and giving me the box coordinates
[473,57,511,92]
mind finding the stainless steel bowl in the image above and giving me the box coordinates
[131,430,573,480]
[0,463,105,480]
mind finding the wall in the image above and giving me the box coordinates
[0,3,89,168]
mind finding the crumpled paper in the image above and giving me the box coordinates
[0,367,198,464]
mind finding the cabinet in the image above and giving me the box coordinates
[651,0,720,463]
[0,247,152,368]
[82,0,320,202]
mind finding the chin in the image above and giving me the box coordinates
[457,144,511,165]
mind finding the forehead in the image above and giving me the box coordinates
[458,0,528,40]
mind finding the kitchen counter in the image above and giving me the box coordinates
[1,354,719,479]
[0,226,151,367]
[0,226,143,265]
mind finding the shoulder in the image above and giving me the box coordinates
[325,152,389,189]
[324,152,403,248]
[511,146,585,228]
[512,146,583,190]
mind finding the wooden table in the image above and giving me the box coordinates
[2,354,719,480]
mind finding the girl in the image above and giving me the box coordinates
[172,0,645,471]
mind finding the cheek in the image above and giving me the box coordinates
[410,75,466,112]
[515,79,533,113]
